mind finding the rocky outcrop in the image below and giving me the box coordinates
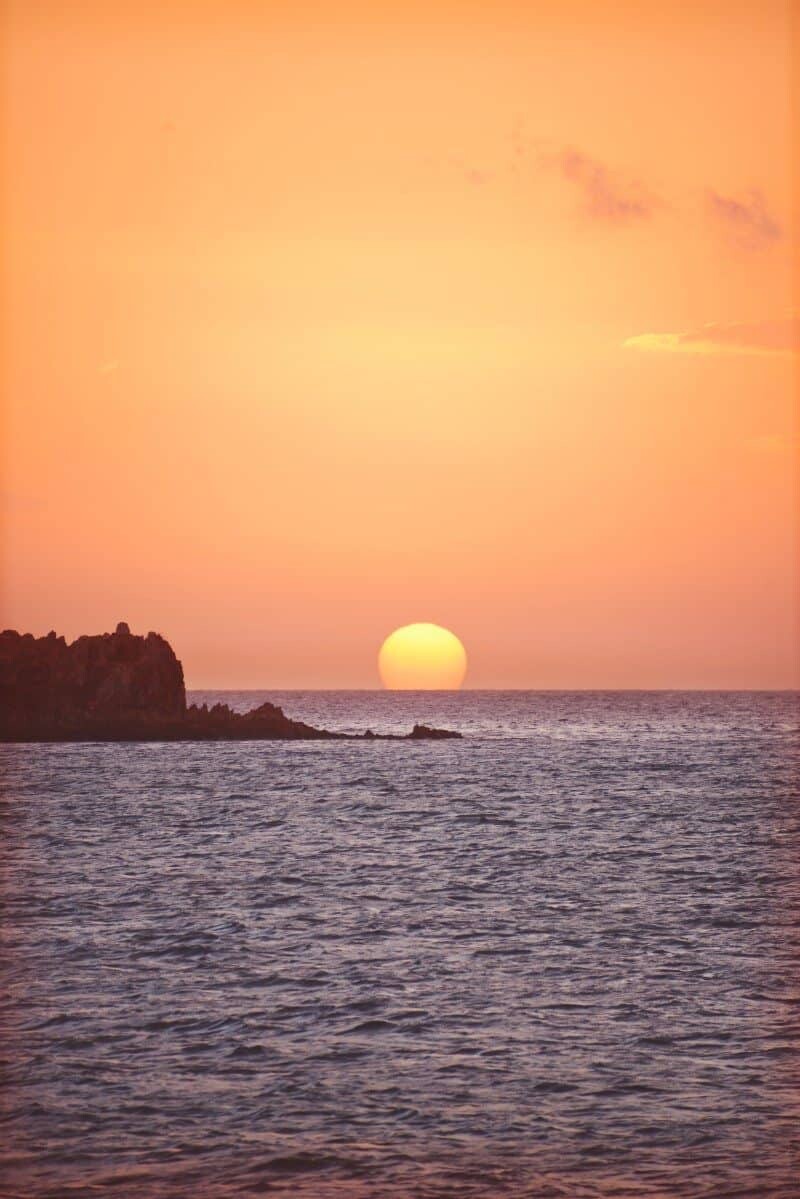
[407,723,461,740]
[0,625,462,742]
[0,623,185,738]
[183,700,334,740]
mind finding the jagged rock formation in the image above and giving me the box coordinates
[0,623,185,736]
[0,624,462,743]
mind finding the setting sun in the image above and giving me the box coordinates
[378,623,468,690]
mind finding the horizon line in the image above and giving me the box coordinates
[185,686,800,694]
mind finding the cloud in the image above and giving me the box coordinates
[623,317,799,357]
[707,189,781,247]
[544,147,656,224]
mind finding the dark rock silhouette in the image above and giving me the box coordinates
[408,723,461,740]
[0,623,185,734]
[0,625,462,743]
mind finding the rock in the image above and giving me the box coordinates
[182,699,336,741]
[0,625,185,738]
[408,723,462,740]
[0,626,462,743]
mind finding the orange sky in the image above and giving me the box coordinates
[1,0,798,688]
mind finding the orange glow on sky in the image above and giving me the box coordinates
[1,1,797,687]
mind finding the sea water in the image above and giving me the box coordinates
[1,691,798,1197]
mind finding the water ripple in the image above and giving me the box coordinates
[1,690,798,1198]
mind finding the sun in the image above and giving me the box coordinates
[378,623,467,690]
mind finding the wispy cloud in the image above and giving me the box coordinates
[624,317,799,357]
[543,147,657,224]
[707,189,781,248]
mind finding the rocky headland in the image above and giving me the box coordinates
[0,624,461,742]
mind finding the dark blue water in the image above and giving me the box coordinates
[1,692,798,1198]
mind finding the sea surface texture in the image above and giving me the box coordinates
[1,691,798,1198]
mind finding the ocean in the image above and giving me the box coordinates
[1,691,798,1198]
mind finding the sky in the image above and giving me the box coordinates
[1,0,797,688]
